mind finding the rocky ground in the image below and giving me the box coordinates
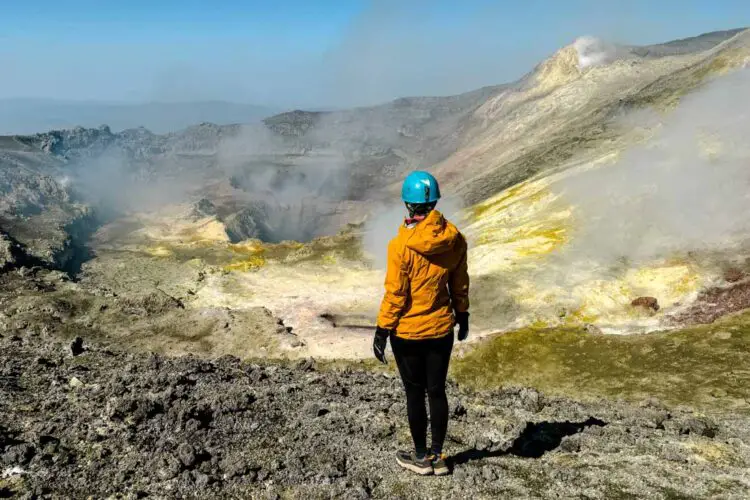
[2,329,750,499]
[0,265,300,363]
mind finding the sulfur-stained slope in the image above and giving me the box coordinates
[437,30,750,204]
[441,29,750,334]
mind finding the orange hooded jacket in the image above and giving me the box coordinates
[377,210,470,340]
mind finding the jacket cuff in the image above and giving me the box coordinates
[377,317,399,330]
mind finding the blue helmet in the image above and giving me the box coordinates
[401,171,441,204]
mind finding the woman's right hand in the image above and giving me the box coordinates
[456,311,469,341]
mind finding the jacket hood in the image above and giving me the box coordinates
[401,210,460,256]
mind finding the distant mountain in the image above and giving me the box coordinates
[0,99,279,135]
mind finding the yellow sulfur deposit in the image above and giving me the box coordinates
[462,159,712,331]
[229,240,266,256]
[223,255,267,272]
[146,246,174,258]
[178,219,230,243]
[626,262,702,302]
[465,177,572,276]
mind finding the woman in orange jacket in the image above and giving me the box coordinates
[373,171,470,476]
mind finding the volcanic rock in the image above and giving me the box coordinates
[2,332,748,498]
[631,296,660,312]
[724,267,746,283]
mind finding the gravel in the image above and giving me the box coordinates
[2,331,749,499]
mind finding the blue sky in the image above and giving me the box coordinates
[1,0,748,107]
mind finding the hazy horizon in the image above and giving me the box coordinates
[2,1,750,111]
[0,99,280,135]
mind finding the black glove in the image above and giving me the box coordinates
[456,311,469,341]
[373,326,390,364]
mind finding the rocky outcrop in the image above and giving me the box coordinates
[0,232,25,270]
[670,281,750,325]
[19,125,116,160]
[0,205,97,273]
[264,110,327,137]
[222,208,263,243]
[0,147,98,272]
[191,198,217,219]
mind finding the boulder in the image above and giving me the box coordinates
[631,297,659,312]
[724,267,746,283]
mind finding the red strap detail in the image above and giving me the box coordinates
[405,215,427,225]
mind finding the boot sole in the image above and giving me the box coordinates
[396,456,434,475]
[433,465,450,476]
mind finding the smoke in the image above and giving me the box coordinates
[67,148,204,218]
[363,196,464,268]
[217,125,350,205]
[362,203,404,268]
[557,68,750,266]
[61,121,356,243]
[212,123,355,242]
[573,36,623,69]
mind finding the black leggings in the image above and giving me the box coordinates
[390,332,454,456]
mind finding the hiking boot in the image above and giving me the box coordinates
[395,450,433,475]
[430,453,449,476]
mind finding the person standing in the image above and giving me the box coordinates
[373,171,470,476]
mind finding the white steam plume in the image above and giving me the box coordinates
[574,36,622,69]
[557,68,750,265]
[63,120,355,243]
[363,195,464,269]
[217,124,350,206]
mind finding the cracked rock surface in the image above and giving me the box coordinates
[2,331,749,499]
